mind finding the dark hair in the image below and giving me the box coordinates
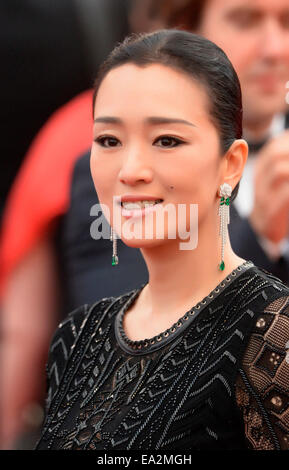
[93,29,243,201]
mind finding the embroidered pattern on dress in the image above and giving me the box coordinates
[235,296,289,450]
[35,266,289,450]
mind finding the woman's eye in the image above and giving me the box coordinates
[94,136,120,147]
[94,135,184,148]
[154,136,184,148]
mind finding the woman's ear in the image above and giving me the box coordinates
[222,139,248,188]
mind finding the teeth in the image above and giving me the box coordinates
[121,200,162,210]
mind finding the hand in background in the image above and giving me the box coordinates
[250,130,289,244]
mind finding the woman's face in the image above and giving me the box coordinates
[91,63,224,248]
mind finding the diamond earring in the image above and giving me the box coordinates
[110,227,119,266]
[218,183,232,271]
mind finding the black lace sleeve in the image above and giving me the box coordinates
[44,304,90,414]
[235,295,289,450]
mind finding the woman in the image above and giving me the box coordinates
[35,29,289,450]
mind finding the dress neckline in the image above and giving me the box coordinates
[114,260,255,355]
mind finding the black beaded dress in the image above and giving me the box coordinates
[35,260,289,450]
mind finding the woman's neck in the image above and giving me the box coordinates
[138,213,245,319]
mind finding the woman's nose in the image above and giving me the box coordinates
[118,150,154,186]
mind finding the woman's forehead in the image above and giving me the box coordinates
[94,63,210,119]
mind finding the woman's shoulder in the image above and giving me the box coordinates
[48,300,109,359]
[241,264,289,369]
[240,262,289,309]
[48,291,135,358]
[46,290,138,386]
[44,291,136,404]
[243,266,289,361]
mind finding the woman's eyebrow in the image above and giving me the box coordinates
[93,116,196,127]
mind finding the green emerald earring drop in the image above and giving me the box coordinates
[218,183,232,271]
[110,227,119,266]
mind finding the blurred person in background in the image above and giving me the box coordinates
[1,0,289,449]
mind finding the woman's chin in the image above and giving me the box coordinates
[121,237,167,249]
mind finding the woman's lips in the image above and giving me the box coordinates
[121,201,163,219]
